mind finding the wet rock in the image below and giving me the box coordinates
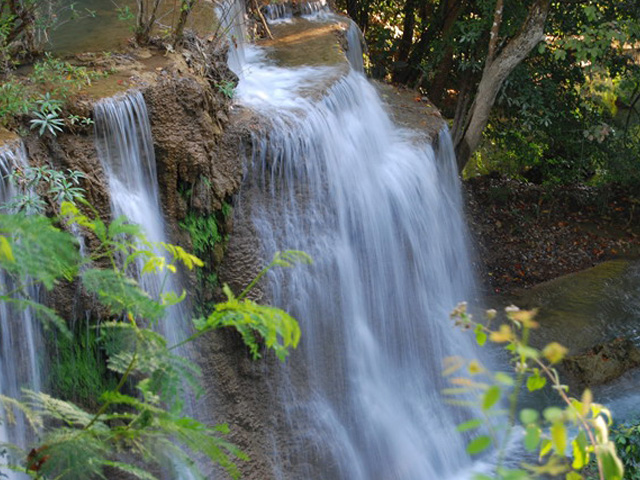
[561,337,640,391]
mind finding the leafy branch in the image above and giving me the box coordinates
[446,303,624,480]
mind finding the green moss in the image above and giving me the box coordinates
[48,323,117,407]
[180,208,231,317]
[180,212,222,257]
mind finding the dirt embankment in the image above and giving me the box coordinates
[465,176,640,294]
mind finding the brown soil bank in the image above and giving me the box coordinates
[465,176,640,294]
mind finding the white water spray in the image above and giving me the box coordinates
[233,20,481,479]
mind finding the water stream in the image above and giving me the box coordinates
[94,91,190,355]
[232,16,481,478]
[0,143,41,480]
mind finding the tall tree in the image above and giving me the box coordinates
[452,0,551,171]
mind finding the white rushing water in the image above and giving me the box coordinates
[216,0,248,78]
[94,92,190,351]
[0,142,41,480]
[263,3,293,24]
[232,21,482,480]
[94,91,199,480]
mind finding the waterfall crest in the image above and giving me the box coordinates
[234,26,480,478]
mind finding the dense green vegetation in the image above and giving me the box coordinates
[1,2,637,478]
[338,0,640,184]
[0,167,307,478]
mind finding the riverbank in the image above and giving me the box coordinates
[465,175,640,294]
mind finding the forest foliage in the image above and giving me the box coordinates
[336,0,640,184]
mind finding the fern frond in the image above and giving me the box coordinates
[102,461,159,480]
[272,250,313,268]
[0,213,80,288]
[200,292,301,361]
[0,393,43,431]
[82,269,165,321]
[1,295,70,336]
[23,390,107,430]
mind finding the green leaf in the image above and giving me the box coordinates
[82,269,165,321]
[500,469,531,480]
[540,439,553,458]
[565,472,582,480]
[551,422,567,455]
[482,385,501,411]
[524,425,541,452]
[520,408,539,425]
[201,294,301,362]
[495,372,514,386]
[0,235,14,262]
[572,430,589,470]
[597,443,624,480]
[474,324,487,346]
[527,369,547,392]
[543,407,564,423]
[0,214,80,289]
[457,419,483,433]
[467,435,492,455]
[108,215,144,239]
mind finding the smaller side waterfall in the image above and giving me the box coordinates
[0,142,42,480]
[300,0,330,17]
[345,20,364,73]
[94,91,189,348]
[216,0,248,77]
[263,3,293,23]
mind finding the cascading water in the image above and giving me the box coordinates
[231,14,483,479]
[94,91,189,349]
[299,0,330,17]
[216,0,248,77]
[94,91,199,480]
[345,20,365,73]
[0,142,42,480]
[263,3,293,24]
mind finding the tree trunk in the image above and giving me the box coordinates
[453,0,551,172]
[173,0,197,47]
[398,0,465,85]
[397,0,418,64]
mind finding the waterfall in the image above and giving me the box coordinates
[216,0,248,77]
[300,0,330,17]
[94,91,200,480]
[234,23,480,480]
[94,91,189,349]
[263,3,293,24]
[345,20,365,73]
[0,142,42,480]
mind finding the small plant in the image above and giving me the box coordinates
[610,419,640,479]
[3,166,86,213]
[215,80,236,99]
[34,92,63,114]
[29,108,65,136]
[68,114,95,127]
[29,93,65,136]
[0,82,35,125]
[32,54,106,98]
[447,304,624,480]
